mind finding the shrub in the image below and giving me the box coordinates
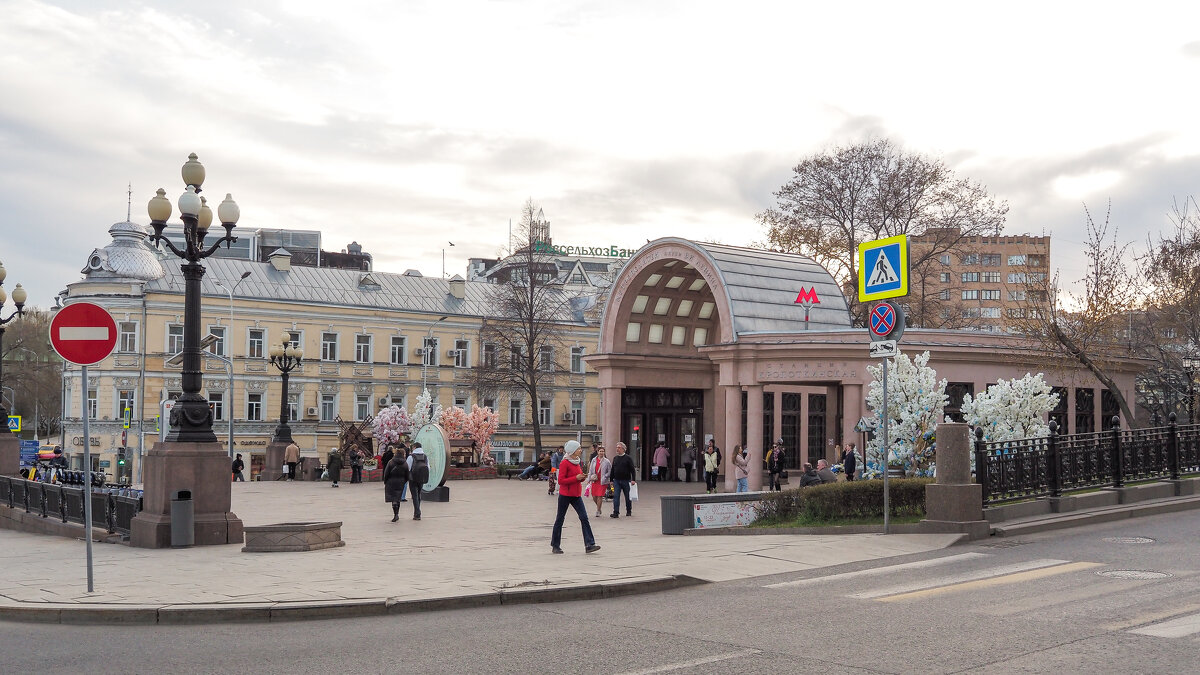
[753,478,932,524]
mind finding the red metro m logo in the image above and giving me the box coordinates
[794,287,821,306]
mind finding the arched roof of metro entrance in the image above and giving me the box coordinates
[600,238,849,354]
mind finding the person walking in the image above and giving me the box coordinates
[548,446,564,495]
[585,445,611,517]
[703,442,720,493]
[380,445,395,480]
[652,442,670,482]
[383,448,410,522]
[326,447,344,487]
[842,443,858,481]
[681,444,696,483]
[733,445,750,492]
[284,441,300,480]
[349,446,365,484]
[550,440,600,554]
[407,443,429,520]
[609,442,635,518]
[231,454,245,482]
[395,444,410,501]
[767,440,786,491]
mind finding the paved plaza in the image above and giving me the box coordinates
[0,478,960,618]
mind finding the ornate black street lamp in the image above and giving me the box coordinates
[146,153,240,443]
[268,339,303,443]
[0,261,28,435]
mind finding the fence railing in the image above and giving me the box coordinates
[0,475,143,536]
[975,414,1200,505]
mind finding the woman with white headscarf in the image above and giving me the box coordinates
[550,441,601,555]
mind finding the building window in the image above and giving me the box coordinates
[1008,254,1027,266]
[355,334,372,363]
[355,394,370,420]
[1008,290,1026,301]
[320,393,337,422]
[539,346,554,371]
[980,307,1001,318]
[981,289,1001,300]
[1028,254,1045,267]
[1028,272,1047,283]
[1008,272,1027,284]
[1165,327,1178,339]
[207,326,226,356]
[1007,308,1026,319]
[288,392,299,421]
[961,272,980,283]
[246,393,263,421]
[570,346,585,373]
[422,337,440,366]
[961,307,981,318]
[982,272,1001,283]
[982,254,1001,266]
[454,395,468,411]
[167,325,184,355]
[508,398,523,425]
[961,290,979,300]
[938,254,951,265]
[570,400,584,426]
[960,253,980,265]
[482,343,497,368]
[390,336,407,365]
[454,340,470,368]
[939,272,951,283]
[117,390,135,421]
[509,346,523,370]
[86,389,98,419]
[118,321,138,353]
[209,391,224,421]
[483,397,496,411]
[938,289,951,300]
[248,329,264,359]
[287,331,302,349]
[538,399,552,426]
[321,332,339,361]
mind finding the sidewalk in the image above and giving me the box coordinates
[0,478,961,624]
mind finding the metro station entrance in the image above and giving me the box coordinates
[620,388,703,481]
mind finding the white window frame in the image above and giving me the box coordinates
[321,332,339,362]
[320,393,337,422]
[117,389,135,421]
[209,391,224,421]
[287,392,299,421]
[207,325,227,356]
[539,346,554,372]
[454,395,468,411]
[355,394,370,420]
[961,272,980,283]
[508,398,523,425]
[287,331,302,350]
[246,392,263,421]
[482,343,497,368]
[87,389,98,419]
[247,328,265,359]
[570,346,585,373]
[423,337,440,367]
[961,290,979,300]
[166,324,184,355]
[538,399,552,426]
[454,339,470,368]
[390,336,407,365]
[118,321,138,353]
[1008,254,1027,266]
[355,334,372,364]
[570,399,584,426]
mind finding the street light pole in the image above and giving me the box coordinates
[15,346,39,441]
[421,316,448,393]
[268,338,303,443]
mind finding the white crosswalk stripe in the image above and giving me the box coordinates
[764,552,990,589]
[1129,611,1200,638]
[849,559,1073,600]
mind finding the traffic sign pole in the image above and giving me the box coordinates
[81,364,94,593]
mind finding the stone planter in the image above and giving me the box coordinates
[242,521,345,552]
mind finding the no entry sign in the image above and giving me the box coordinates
[50,302,118,366]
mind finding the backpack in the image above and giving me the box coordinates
[411,454,430,484]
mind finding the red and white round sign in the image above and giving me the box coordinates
[49,302,118,366]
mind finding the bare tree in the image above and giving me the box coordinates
[476,200,580,455]
[1018,202,1141,424]
[2,308,63,439]
[757,138,1007,324]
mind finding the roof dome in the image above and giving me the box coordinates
[81,221,164,282]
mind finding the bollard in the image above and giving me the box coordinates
[1168,412,1180,481]
[1110,415,1123,488]
[1047,420,1061,498]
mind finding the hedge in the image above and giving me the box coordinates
[754,478,932,524]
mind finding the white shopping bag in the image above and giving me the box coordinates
[629,481,639,501]
[282,464,290,475]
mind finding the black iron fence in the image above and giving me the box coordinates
[0,475,143,536]
[975,414,1200,505]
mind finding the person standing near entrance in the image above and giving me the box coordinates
[702,442,720,493]
[609,442,635,518]
[407,443,428,520]
[843,443,858,481]
[284,441,300,481]
[767,440,786,491]
[733,445,750,493]
[550,440,600,554]
[653,442,670,481]
[231,454,245,482]
[681,444,696,483]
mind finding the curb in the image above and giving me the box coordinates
[0,574,705,625]
[991,495,1200,537]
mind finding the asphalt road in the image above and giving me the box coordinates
[5,510,1199,674]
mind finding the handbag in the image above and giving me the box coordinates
[781,470,789,479]
[651,466,659,476]
[321,469,330,480]
[629,481,639,501]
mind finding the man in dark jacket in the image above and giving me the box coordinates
[842,444,858,481]
[231,454,245,482]
[799,462,822,487]
[383,451,410,522]
[326,448,344,487]
[609,442,636,518]
[407,443,429,520]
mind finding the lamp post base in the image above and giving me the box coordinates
[0,434,17,477]
[261,440,288,481]
[129,440,244,548]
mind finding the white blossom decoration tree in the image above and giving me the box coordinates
[865,350,948,477]
[958,373,1059,442]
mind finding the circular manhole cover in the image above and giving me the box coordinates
[1103,536,1156,544]
[1096,569,1172,580]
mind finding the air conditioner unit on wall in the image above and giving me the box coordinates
[414,347,426,357]
[562,412,573,422]
[447,348,459,357]
[306,406,318,417]
[378,396,390,407]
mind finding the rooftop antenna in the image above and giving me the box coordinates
[126,182,132,221]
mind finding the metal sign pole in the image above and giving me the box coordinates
[882,358,890,535]
[81,364,95,593]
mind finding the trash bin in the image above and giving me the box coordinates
[170,489,194,548]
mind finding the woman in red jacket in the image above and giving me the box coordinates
[550,441,601,554]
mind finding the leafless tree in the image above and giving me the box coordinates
[757,138,1007,324]
[2,308,63,438]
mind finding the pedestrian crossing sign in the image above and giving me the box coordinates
[858,234,909,302]
[6,416,19,432]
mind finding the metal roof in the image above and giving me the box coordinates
[147,257,589,324]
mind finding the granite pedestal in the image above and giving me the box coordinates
[130,441,244,548]
[0,434,17,477]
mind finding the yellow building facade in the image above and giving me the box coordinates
[60,222,601,481]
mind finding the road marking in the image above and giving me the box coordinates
[615,649,761,674]
[876,562,1103,603]
[1129,611,1200,638]
[764,552,990,588]
[848,559,1072,600]
[1105,603,1200,631]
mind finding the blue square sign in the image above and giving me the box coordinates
[858,235,909,302]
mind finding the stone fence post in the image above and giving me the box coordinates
[922,423,989,538]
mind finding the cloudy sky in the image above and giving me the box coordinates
[3,0,1199,308]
